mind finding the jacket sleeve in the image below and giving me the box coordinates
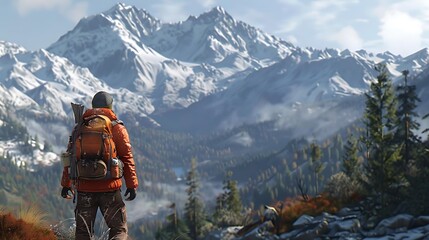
[61,133,74,188]
[113,124,139,189]
[61,167,72,188]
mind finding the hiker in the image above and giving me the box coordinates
[60,91,139,240]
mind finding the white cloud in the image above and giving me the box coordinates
[234,8,267,30]
[285,35,298,45]
[13,0,87,22]
[275,0,364,50]
[276,0,360,31]
[276,21,298,34]
[14,0,66,15]
[152,0,188,23]
[195,0,217,9]
[306,0,359,25]
[64,2,88,22]
[370,0,429,54]
[328,26,363,51]
[355,18,369,23]
[276,0,301,5]
[378,10,423,56]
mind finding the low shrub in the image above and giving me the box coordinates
[272,195,338,233]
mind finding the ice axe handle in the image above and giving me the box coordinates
[71,103,84,124]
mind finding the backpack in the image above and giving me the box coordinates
[73,114,123,180]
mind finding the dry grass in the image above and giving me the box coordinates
[0,206,7,214]
[272,194,339,234]
[0,211,56,240]
[17,204,49,228]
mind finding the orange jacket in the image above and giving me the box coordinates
[61,108,139,192]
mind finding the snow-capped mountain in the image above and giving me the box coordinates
[154,47,429,138]
[0,44,153,115]
[46,4,225,113]
[142,6,294,68]
[48,3,296,113]
[1,3,429,151]
[0,42,157,150]
[0,41,26,57]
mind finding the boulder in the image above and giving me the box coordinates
[376,214,413,230]
[292,215,314,229]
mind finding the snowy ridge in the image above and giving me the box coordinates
[144,6,294,69]
[154,45,421,137]
[48,4,234,112]
[0,47,153,117]
[0,41,27,57]
[0,140,58,171]
[0,42,159,157]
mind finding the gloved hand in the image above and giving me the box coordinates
[124,188,136,201]
[61,187,74,199]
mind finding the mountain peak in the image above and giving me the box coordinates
[62,2,161,41]
[211,6,226,14]
[196,6,233,23]
[376,51,400,62]
[101,3,161,35]
[103,2,158,22]
[0,41,27,57]
[404,47,429,60]
[107,2,135,14]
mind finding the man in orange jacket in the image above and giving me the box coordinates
[61,91,139,240]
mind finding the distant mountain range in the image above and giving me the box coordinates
[1,2,429,149]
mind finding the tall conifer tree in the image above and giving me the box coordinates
[362,63,400,210]
[342,134,359,180]
[184,158,205,240]
[309,143,324,194]
[213,171,243,226]
[395,70,421,166]
[224,172,242,215]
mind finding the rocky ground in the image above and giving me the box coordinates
[206,205,429,240]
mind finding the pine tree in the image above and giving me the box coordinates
[394,70,421,166]
[342,134,359,180]
[213,171,243,226]
[156,203,191,240]
[184,158,206,240]
[408,111,429,214]
[362,63,401,210]
[309,142,324,194]
[224,171,242,214]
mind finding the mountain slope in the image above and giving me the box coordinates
[2,3,429,147]
[46,4,224,113]
[154,47,425,138]
[0,43,157,147]
[143,6,294,68]
[48,3,297,114]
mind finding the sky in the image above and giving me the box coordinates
[1,0,429,57]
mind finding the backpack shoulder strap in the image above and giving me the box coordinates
[112,119,123,127]
[92,115,113,133]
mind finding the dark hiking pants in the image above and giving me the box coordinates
[75,190,127,240]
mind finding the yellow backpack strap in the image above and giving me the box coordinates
[97,115,113,133]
